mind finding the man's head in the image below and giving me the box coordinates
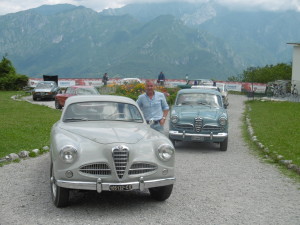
[145,80,155,96]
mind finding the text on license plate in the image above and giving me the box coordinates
[191,136,204,141]
[109,184,133,191]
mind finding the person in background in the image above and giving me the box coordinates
[102,73,108,86]
[157,71,165,86]
[137,80,169,134]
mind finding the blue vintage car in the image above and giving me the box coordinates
[169,88,228,151]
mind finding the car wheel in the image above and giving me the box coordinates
[149,184,173,201]
[220,137,228,151]
[50,163,69,207]
[33,96,37,101]
[55,99,62,109]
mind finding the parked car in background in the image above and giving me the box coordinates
[118,78,142,85]
[50,95,175,207]
[217,83,229,107]
[32,81,60,101]
[177,79,214,89]
[54,85,100,109]
[192,84,229,107]
[169,88,228,151]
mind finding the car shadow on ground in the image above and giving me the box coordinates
[173,141,223,153]
[67,189,162,208]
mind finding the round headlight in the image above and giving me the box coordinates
[158,144,175,161]
[171,115,179,124]
[60,145,78,163]
[219,117,227,126]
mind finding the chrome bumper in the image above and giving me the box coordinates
[56,177,175,193]
[169,130,228,139]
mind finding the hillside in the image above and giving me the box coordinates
[0,3,299,80]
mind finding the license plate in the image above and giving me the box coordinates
[191,136,204,141]
[109,184,132,191]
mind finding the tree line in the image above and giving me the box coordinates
[227,63,292,83]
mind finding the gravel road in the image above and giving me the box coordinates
[0,95,300,225]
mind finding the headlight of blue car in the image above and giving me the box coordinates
[59,145,78,163]
[158,144,175,161]
[219,117,227,126]
[170,115,179,124]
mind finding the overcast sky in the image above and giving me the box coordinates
[0,0,299,15]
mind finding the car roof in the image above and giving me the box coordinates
[64,95,137,106]
[191,85,218,89]
[178,88,222,96]
[37,81,56,84]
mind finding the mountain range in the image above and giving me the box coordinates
[0,2,299,80]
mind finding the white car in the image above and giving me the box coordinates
[50,95,175,207]
[192,84,229,107]
[216,83,229,107]
[118,78,142,85]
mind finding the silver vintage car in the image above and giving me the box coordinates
[50,95,175,207]
[169,88,228,151]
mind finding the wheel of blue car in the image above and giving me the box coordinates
[149,184,173,201]
[55,99,62,109]
[50,163,69,207]
[220,137,228,151]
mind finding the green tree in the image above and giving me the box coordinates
[227,63,292,83]
[0,56,16,77]
[0,56,28,90]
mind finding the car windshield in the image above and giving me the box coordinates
[36,83,54,88]
[76,88,99,95]
[176,93,222,107]
[63,101,144,123]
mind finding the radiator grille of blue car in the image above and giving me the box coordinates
[194,117,203,132]
[79,163,111,175]
[112,145,129,179]
[129,163,157,175]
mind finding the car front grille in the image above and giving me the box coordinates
[202,125,223,131]
[194,117,203,132]
[112,145,129,179]
[79,163,111,175]
[173,124,194,130]
[129,163,157,175]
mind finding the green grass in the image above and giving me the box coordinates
[0,91,61,158]
[245,100,300,168]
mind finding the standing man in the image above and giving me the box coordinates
[102,73,108,86]
[137,80,169,134]
[157,71,165,86]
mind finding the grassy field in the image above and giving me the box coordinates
[246,100,300,168]
[0,91,61,158]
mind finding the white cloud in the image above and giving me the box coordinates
[0,0,299,15]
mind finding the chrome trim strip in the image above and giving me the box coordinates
[56,177,175,193]
[169,130,228,138]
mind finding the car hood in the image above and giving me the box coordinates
[34,88,53,92]
[173,105,225,120]
[58,122,159,144]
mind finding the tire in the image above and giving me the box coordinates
[50,163,69,207]
[149,184,173,201]
[220,137,228,151]
[55,99,62,109]
[33,96,37,101]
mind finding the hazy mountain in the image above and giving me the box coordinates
[0,3,299,80]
